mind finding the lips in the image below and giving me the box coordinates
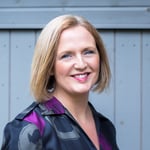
[71,73,90,82]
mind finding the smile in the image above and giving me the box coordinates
[71,73,90,82]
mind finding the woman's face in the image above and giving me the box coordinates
[54,25,100,96]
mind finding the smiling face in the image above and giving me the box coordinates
[53,25,100,97]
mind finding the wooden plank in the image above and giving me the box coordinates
[115,31,141,150]
[0,31,9,144]
[142,31,150,150]
[10,30,35,119]
[0,0,150,7]
[0,7,150,29]
[90,31,115,123]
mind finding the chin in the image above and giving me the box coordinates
[73,89,90,94]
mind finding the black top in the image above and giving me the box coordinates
[1,97,119,150]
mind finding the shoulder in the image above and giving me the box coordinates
[92,104,116,135]
[89,102,115,128]
[1,102,44,150]
[89,102,117,139]
[12,101,46,136]
[15,101,39,120]
[97,113,119,149]
[97,112,116,135]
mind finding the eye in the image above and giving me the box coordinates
[60,53,72,59]
[83,50,95,55]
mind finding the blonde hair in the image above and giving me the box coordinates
[30,14,111,102]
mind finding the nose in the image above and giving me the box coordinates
[74,56,87,70]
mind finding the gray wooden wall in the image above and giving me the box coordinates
[0,0,150,150]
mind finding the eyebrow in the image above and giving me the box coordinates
[58,46,97,53]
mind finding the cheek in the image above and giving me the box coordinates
[54,63,63,77]
[92,56,100,72]
[92,57,100,83]
[54,62,70,77]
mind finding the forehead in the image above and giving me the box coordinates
[61,25,93,39]
[57,26,96,50]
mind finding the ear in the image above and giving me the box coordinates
[49,72,54,76]
[49,68,55,76]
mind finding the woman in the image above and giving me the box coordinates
[1,14,119,150]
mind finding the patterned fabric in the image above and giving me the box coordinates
[1,97,119,150]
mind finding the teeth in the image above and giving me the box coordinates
[75,74,87,78]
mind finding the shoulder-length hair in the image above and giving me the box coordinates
[30,14,111,102]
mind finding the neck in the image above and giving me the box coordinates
[53,91,91,121]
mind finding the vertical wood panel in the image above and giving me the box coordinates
[10,31,35,119]
[142,31,150,150]
[115,31,141,150]
[0,31,9,144]
[90,31,115,123]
